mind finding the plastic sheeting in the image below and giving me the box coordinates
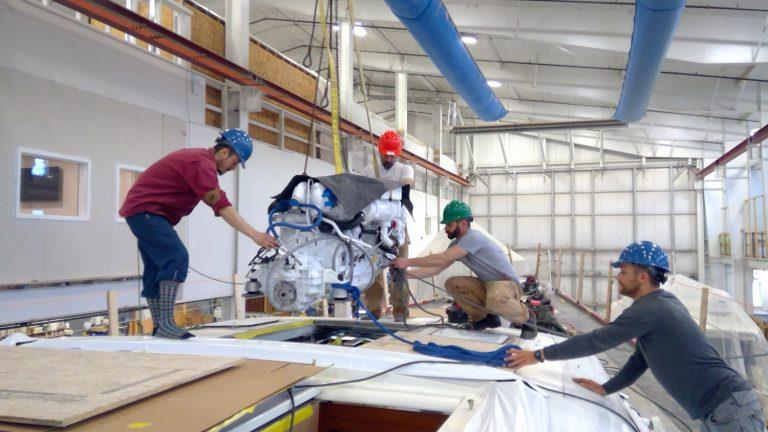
[463,381,645,432]
[610,274,768,409]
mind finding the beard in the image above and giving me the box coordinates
[382,160,395,170]
[446,226,461,240]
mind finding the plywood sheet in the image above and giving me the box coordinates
[0,359,323,432]
[0,347,242,427]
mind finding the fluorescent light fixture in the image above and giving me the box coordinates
[353,23,367,37]
[332,24,340,31]
[487,80,501,88]
[461,35,477,44]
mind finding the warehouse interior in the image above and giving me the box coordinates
[1,0,768,431]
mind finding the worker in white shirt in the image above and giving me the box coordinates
[361,130,414,321]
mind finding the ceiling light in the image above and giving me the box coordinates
[353,23,367,37]
[461,35,477,45]
[332,24,340,31]
[487,80,501,88]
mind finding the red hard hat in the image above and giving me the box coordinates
[378,130,403,156]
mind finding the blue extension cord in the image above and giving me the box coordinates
[332,282,520,367]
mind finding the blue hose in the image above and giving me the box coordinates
[333,282,520,367]
[267,199,323,239]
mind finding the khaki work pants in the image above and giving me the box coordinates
[444,276,529,324]
[363,233,409,319]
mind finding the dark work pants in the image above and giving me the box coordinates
[126,212,189,298]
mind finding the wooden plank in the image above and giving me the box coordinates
[555,248,563,292]
[107,290,118,336]
[699,286,709,331]
[577,253,585,303]
[0,347,242,427]
[605,263,613,322]
[0,360,323,432]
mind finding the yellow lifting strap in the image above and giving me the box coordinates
[317,0,343,174]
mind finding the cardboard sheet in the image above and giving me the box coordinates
[0,359,323,432]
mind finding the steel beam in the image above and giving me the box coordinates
[697,122,768,179]
[451,119,626,135]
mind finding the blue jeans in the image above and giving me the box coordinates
[126,212,188,299]
[700,390,766,432]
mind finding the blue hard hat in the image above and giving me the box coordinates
[218,128,253,168]
[611,241,670,273]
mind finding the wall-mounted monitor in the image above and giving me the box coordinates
[20,166,62,202]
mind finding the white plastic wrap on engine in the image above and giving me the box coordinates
[362,200,403,222]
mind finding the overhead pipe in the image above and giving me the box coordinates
[613,0,686,123]
[451,119,626,135]
[382,0,506,121]
[387,0,683,132]
[696,123,768,179]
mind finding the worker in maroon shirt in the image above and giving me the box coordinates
[120,128,278,339]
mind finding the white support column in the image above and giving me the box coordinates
[224,0,251,131]
[396,71,408,137]
[225,0,250,318]
[338,20,354,119]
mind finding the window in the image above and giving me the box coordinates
[16,148,91,221]
[752,269,768,310]
[116,164,145,222]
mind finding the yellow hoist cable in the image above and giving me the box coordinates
[317,0,343,174]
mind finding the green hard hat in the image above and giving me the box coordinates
[440,200,472,224]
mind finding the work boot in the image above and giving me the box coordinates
[146,296,161,336]
[519,311,538,340]
[471,314,501,330]
[153,281,194,340]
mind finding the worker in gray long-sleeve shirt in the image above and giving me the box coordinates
[505,241,766,432]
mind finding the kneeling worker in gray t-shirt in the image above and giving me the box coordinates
[391,200,538,338]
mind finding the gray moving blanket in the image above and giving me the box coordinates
[268,173,413,222]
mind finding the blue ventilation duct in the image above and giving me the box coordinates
[613,0,686,123]
[383,0,507,121]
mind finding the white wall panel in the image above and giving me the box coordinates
[518,217,551,247]
[574,172,593,192]
[554,195,571,215]
[636,191,671,214]
[516,173,552,194]
[516,195,551,216]
[597,170,633,192]
[637,168,671,190]
[674,215,696,250]
[596,216,634,248]
[574,216,593,247]
[637,215,672,246]
[595,192,632,214]
[574,193,593,214]
[673,191,695,213]
[554,216,571,247]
